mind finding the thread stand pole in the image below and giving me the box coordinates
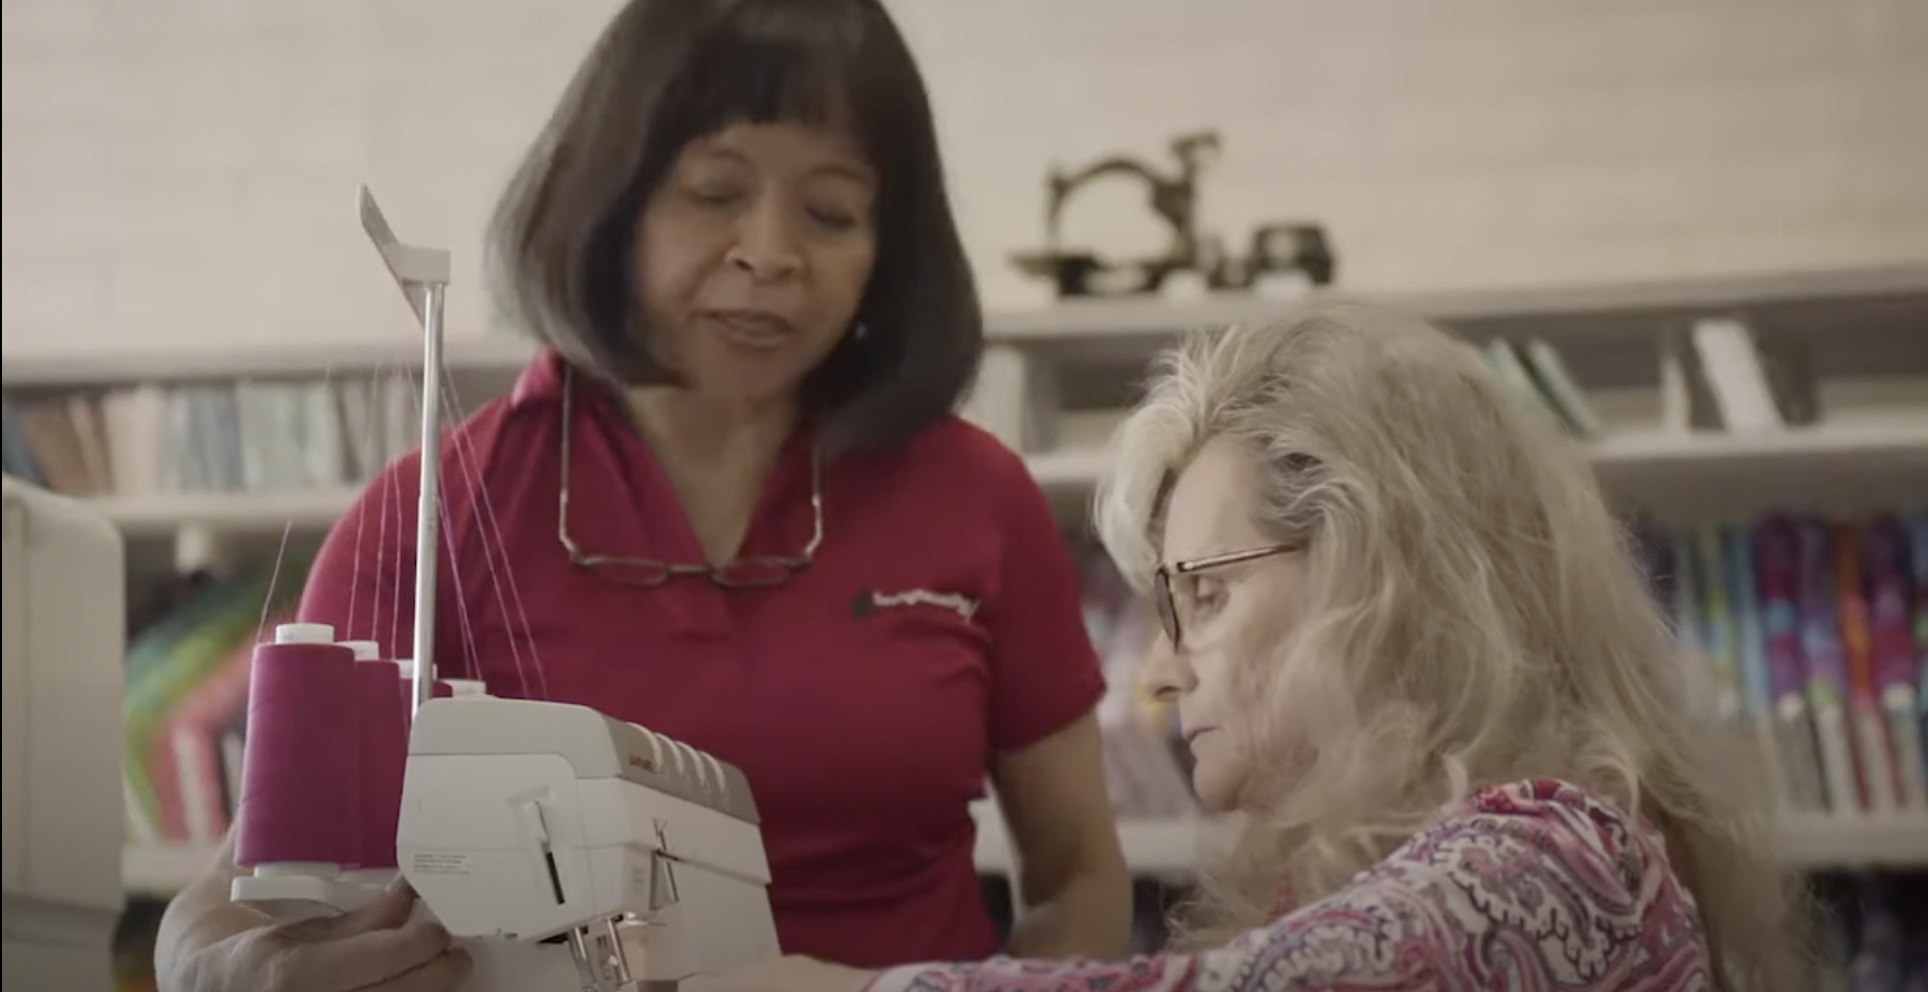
[356,185,451,719]
[411,281,447,715]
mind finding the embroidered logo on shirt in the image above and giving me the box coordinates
[851,587,980,622]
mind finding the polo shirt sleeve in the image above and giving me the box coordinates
[985,460,1108,752]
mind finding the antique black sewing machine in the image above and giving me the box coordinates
[1011,131,1336,300]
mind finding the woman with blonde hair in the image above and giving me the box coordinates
[699,302,1811,991]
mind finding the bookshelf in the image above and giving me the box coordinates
[64,417,1928,542]
[984,263,1928,345]
[7,261,1928,897]
[9,261,1916,389]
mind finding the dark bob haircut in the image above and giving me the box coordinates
[487,0,982,454]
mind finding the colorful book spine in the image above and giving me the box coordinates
[1754,517,1826,811]
[1797,518,1861,814]
[1867,515,1927,810]
[1911,514,1928,791]
[1726,524,1772,719]
[1835,522,1898,813]
[1694,524,1742,720]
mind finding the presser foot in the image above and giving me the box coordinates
[567,918,643,992]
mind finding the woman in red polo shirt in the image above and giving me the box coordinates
[152,1,1130,989]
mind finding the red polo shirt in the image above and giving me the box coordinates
[296,351,1106,965]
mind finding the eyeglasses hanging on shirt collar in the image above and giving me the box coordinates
[1153,542,1298,650]
[556,366,824,587]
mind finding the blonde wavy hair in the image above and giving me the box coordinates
[1093,302,1811,991]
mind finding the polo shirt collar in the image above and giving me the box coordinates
[510,348,567,407]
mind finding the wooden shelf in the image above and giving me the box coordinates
[1590,419,1928,468]
[77,419,1928,541]
[1026,447,1111,496]
[990,263,1928,343]
[92,489,361,537]
[123,842,216,897]
[1,335,538,389]
[80,452,1118,542]
[1590,419,1928,518]
[1778,814,1928,871]
[8,264,1921,389]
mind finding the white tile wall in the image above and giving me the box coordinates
[3,0,1925,359]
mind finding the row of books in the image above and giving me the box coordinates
[1,308,1831,503]
[1480,316,1820,441]
[1641,512,1928,816]
[1479,336,1603,439]
[119,510,1928,846]
[119,541,1198,846]
[121,556,310,847]
[1079,509,1928,827]
[2,373,430,498]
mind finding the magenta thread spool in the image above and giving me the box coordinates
[342,641,409,873]
[235,623,362,873]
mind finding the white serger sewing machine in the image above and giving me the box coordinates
[398,695,780,988]
[1,476,126,991]
[226,189,781,992]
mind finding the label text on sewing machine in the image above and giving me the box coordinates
[410,852,473,876]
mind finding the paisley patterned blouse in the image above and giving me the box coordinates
[866,779,1710,992]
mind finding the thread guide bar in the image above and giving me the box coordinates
[356,185,450,717]
[358,185,450,320]
[357,187,639,992]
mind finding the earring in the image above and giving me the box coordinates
[852,322,869,341]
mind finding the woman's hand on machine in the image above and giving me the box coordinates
[178,881,472,992]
